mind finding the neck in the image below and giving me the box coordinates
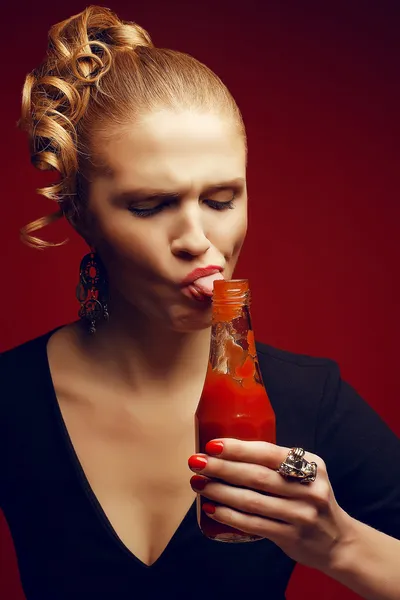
[82,298,212,395]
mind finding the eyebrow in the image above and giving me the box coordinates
[113,177,246,201]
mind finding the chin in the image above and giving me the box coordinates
[167,304,213,333]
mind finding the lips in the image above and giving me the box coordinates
[181,266,224,298]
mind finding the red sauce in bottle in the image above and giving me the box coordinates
[195,279,276,542]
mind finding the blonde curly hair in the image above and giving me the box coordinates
[18,5,245,248]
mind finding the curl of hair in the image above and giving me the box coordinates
[18,5,245,248]
[19,6,152,248]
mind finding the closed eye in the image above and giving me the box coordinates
[128,198,236,218]
[205,199,235,211]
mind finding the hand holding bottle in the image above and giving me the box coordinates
[188,438,352,572]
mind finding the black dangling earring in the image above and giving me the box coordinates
[76,250,109,334]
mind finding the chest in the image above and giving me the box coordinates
[57,392,197,566]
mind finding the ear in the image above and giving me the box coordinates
[63,202,94,247]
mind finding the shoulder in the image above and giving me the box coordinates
[0,332,56,458]
[256,340,339,396]
[0,327,62,401]
[255,341,341,450]
[1,330,53,372]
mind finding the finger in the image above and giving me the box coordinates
[188,453,329,502]
[204,438,327,498]
[191,476,320,527]
[205,438,323,471]
[202,502,294,544]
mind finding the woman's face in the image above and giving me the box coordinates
[84,109,248,331]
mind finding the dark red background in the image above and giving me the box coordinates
[1,1,399,598]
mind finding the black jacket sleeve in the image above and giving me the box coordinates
[315,363,400,539]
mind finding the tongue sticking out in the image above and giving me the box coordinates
[192,272,224,296]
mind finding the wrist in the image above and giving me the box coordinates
[320,512,400,600]
[321,510,360,578]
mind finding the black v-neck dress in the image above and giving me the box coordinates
[1,329,399,599]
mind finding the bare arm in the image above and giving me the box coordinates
[323,514,400,600]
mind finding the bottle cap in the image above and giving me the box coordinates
[213,279,250,304]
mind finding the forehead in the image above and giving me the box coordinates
[95,110,246,190]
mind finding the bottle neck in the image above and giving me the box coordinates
[212,304,247,323]
[209,304,256,377]
[212,279,251,323]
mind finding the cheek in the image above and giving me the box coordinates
[236,212,248,244]
[94,238,162,304]
[214,210,247,256]
[95,214,165,268]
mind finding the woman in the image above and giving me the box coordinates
[1,5,399,600]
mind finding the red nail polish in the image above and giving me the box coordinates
[190,475,208,491]
[188,455,208,471]
[202,502,216,515]
[205,440,224,455]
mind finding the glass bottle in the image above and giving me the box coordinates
[195,279,276,542]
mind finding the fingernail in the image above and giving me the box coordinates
[190,475,208,491]
[188,455,208,471]
[202,502,216,515]
[205,440,224,456]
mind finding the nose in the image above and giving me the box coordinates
[170,204,211,259]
